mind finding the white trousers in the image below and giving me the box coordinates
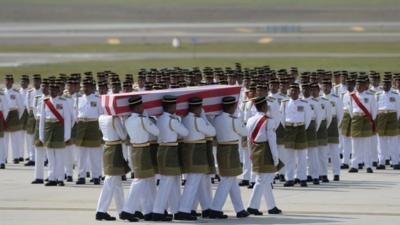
[351,137,372,168]
[342,136,352,164]
[285,149,307,181]
[78,147,103,178]
[179,173,212,213]
[0,137,5,164]
[307,147,320,179]
[370,135,378,163]
[328,144,341,176]
[278,145,287,175]
[34,146,46,179]
[4,131,24,160]
[25,133,35,161]
[96,176,125,213]
[248,173,276,210]
[241,148,251,181]
[46,148,65,182]
[64,145,74,177]
[211,176,245,213]
[123,177,156,214]
[153,175,181,214]
[318,145,329,176]
[378,136,398,165]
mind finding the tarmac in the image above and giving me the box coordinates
[1,162,399,225]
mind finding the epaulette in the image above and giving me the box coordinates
[267,98,274,103]
[281,99,289,102]
[311,98,318,102]
[366,92,373,95]
[13,88,19,92]
[300,99,307,103]
[267,96,276,101]
[376,91,383,95]
[331,94,338,98]
[321,97,329,101]
[279,93,287,97]
[391,91,398,95]
[34,95,41,98]
[229,115,238,119]
[28,89,33,92]
[59,97,66,100]
[94,94,100,98]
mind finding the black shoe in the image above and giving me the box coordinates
[215,174,221,182]
[174,212,197,221]
[279,174,286,182]
[366,168,373,173]
[236,210,250,218]
[24,161,35,166]
[96,212,116,221]
[247,207,263,216]
[66,176,73,182]
[333,175,340,181]
[300,180,308,187]
[341,163,349,169]
[19,157,24,162]
[372,161,378,167]
[93,178,100,185]
[202,209,210,218]
[44,160,48,167]
[152,213,172,221]
[133,211,144,219]
[321,176,329,183]
[208,209,228,219]
[190,210,201,217]
[131,173,135,179]
[119,211,139,222]
[284,180,295,187]
[238,180,250,186]
[349,168,358,173]
[143,213,153,221]
[45,178,49,182]
[181,179,186,186]
[86,171,90,178]
[211,177,215,184]
[376,165,386,170]
[340,153,343,159]
[0,163,5,169]
[268,207,282,214]
[31,179,44,184]
[248,182,255,189]
[294,178,300,184]
[358,163,364,170]
[312,178,320,185]
[156,179,160,186]
[57,181,65,186]
[25,157,29,161]
[306,176,313,182]
[386,159,391,166]
[75,177,85,185]
[393,164,400,170]
[44,181,57,186]
[121,175,127,181]
[13,158,19,164]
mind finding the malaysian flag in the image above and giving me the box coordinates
[102,85,241,116]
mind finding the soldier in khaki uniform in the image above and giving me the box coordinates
[39,82,72,186]
[246,96,283,215]
[175,97,216,221]
[95,114,130,221]
[209,96,249,219]
[152,95,189,221]
[121,95,160,222]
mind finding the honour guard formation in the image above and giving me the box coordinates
[1,64,400,222]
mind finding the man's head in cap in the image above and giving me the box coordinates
[41,78,50,96]
[382,78,392,92]
[187,96,203,116]
[122,80,133,93]
[222,96,237,114]
[322,79,333,95]
[356,77,367,93]
[32,74,42,90]
[369,73,380,88]
[162,95,178,114]
[128,95,144,114]
[5,74,14,89]
[111,79,121,94]
[269,78,280,94]
[254,96,268,113]
[289,83,300,100]
[20,75,30,89]
[301,82,311,98]
[310,83,320,98]
[49,81,60,98]
[98,80,108,95]
[82,79,93,96]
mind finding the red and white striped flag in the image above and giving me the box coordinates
[101,85,241,116]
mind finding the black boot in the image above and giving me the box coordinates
[121,175,127,181]
[238,180,249,186]
[376,165,386,170]
[31,179,44,184]
[372,161,378,167]
[19,157,24,162]
[385,159,391,166]
[268,207,282,214]
[300,180,308,187]
[152,213,172,221]
[119,211,139,222]
[143,213,153,221]
[321,176,329,183]
[247,182,255,189]
[366,167,373,173]
[284,180,295,187]
[349,168,358,173]
[279,174,286,182]
[174,212,197,221]
[93,178,100,185]
[247,207,263,216]
[24,161,35,166]
[190,210,201,217]
[96,212,116,221]
[202,209,210,218]
[306,176,313,182]
[44,180,57,186]
[341,163,349,169]
[333,175,340,181]
[0,163,5,169]
[66,176,73,182]
[75,177,86,185]
[209,209,228,219]
[312,178,320,185]
[133,211,144,219]
[57,181,65,186]
[236,210,250,218]
[13,158,19,164]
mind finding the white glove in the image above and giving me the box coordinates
[273,156,279,167]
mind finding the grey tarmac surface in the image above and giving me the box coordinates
[0,163,400,225]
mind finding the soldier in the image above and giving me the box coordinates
[322,80,344,181]
[152,95,189,221]
[246,96,283,215]
[31,79,49,184]
[39,81,72,186]
[75,80,104,185]
[375,79,400,170]
[24,75,42,166]
[20,75,31,162]
[347,78,377,173]
[3,75,25,164]
[95,113,130,221]
[121,95,159,222]
[209,96,249,219]
[0,86,10,169]
[340,78,356,169]
[175,97,216,221]
[281,83,312,187]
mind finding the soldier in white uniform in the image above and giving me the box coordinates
[96,114,130,221]
[121,95,159,222]
[347,78,377,173]
[209,96,249,219]
[340,78,356,169]
[39,82,72,186]
[375,79,400,170]
[152,95,188,221]
[3,75,25,164]
[281,83,312,187]
[246,96,283,215]
[322,80,344,181]
[0,87,10,169]
[20,75,31,163]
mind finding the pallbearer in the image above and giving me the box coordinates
[246,96,283,215]
[209,96,249,219]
